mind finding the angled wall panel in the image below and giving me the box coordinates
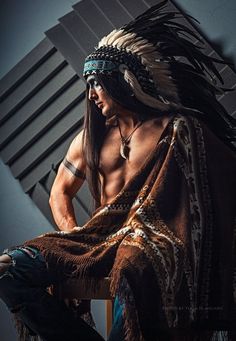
[73,0,114,38]
[0,63,78,150]
[1,78,84,164]
[0,38,55,100]
[59,11,98,54]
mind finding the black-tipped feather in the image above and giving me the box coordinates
[121,0,236,150]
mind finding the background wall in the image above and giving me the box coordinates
[0,0,80,79]
[1,0,236,81]
[0,0,236,340]
[175,0,236,66]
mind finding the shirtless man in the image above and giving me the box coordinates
[47,75,172,341]
[49,74,172,232]
[0,3,236,341]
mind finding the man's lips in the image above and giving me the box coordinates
[96,102,103,108]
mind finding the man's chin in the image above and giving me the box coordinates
[101,109,116,119]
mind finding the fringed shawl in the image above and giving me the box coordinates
[25,114,236,341]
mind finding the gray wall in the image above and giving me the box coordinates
[1,0,236,81]
[0,0,236,340]
[175,0,236,66]
[0,0,81,79]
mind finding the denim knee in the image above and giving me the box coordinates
[0,246,51,311]
[0,246,49,286]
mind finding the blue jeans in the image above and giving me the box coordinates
[0,246,106,340]
[108,296,125,341]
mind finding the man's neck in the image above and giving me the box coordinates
[116,110,141,131]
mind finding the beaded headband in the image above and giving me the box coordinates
[83,59,119,75]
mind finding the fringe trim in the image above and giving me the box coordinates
[110,270,145,341]
[12,313,41,341]
[210,331,229,341]
[25,244,111,292]
[81,311,96,329]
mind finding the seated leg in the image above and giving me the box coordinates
[0,246,104,341]
[0,254,12,276]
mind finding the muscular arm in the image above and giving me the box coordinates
[49,131,86,232]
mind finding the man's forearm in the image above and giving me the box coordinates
[49,193,78,232]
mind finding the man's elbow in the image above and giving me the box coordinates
[49,187,59,209]
[49,192,54,210]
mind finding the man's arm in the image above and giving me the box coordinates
[49,131,86,232]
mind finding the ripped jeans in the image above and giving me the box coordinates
[0,246,119,341]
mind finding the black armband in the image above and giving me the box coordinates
[62,158,86,180]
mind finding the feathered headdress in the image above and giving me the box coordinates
[83,0,236,148]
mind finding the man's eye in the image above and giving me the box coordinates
[93,81,103,91]
[87,78,103,91]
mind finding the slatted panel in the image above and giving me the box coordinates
[45,25,86,81]
[73,0,114,38]
[117,0,148,18]
[0,52,67,125]
[0,64,79,150]
[92,0,133,26]
[1,79,84,164]
[19,126,79,193]
[0,0,235,228]
[0,38,55,99]
[59,11,98,54]
[31,182,56,228]
[10,102,84,179]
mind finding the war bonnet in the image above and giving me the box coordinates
[83,0,236,147]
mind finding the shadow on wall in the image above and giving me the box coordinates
[174,0,236,69]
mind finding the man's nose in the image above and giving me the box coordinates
[88,88,98,101]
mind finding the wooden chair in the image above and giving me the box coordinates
[55,277,113,339]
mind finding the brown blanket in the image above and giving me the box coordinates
[25,114,236,340]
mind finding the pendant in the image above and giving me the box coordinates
[120,142,130,159]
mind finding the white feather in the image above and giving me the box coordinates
[124,69,167,110]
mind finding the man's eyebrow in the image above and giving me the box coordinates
[86,77,95,84]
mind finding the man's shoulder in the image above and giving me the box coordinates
[172,113,199,127]
[66,129,85,164]
[172,113,236,160]
[172,113,207,138]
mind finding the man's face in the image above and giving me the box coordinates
[86,75,121,118]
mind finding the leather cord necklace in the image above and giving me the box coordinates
[117,118,143,159]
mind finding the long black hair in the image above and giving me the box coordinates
[82,73,165,205]
[82,69,235,206]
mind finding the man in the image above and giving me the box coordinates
[0,2,236,340]
[49,75,173,230]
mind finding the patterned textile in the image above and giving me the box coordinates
[24,114,236,341]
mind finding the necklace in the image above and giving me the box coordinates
[117,118,143,159]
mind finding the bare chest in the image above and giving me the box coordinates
[99,131,158,176]
[98,119,170,202]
